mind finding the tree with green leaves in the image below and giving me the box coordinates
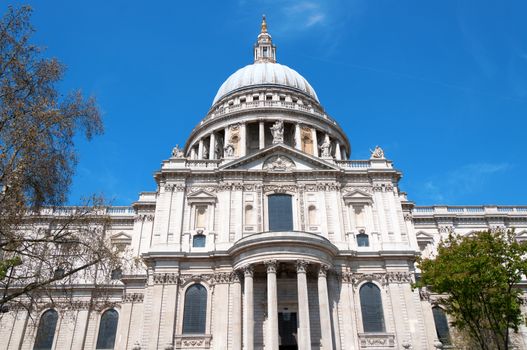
[416,229,527,350]
[0,5,119,313]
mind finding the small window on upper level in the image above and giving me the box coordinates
[193,234,206,248]
[263,46,268,57]
[253,95,259,101]
[240,97,246,103]
[111,268,122,280]
[279,95,286,102]
[432,307,452,345]
[357,232,369,247]
[266,95,273,101]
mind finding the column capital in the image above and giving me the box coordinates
[318,264,330,277]
[242,264,254,278]
[264,260,278,273]
[296,260,309,274]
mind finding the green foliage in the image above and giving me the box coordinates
[416,230,527,350]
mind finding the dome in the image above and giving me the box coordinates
[212,62,319,105]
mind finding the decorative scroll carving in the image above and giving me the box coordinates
[134,214,155,222]
[419,288,431,301]
[242,265,254,278]
[358,333,395,348]
[318,264,330,277]
[164,184,186,192]
[263,155,295,171]
[263,185,297,194]
[372,183,394,192]
[296,260,309,273]
[265,260,278,273]
[188,186,217,194]
[123,293,144,303]
[404,213,413,221]
[153,273,179,285]
[174,335,212,348]
[386,272,413,284]
[438,225,454,234]
[178,274,213,285]
[343,186,373,195]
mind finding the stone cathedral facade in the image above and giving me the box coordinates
[1,18,527,350]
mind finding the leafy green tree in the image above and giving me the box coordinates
[0,6,119,313]
[416,229,527,350]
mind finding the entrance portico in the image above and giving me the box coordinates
[230,231,337,350]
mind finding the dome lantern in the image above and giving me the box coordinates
[254,15,276,63]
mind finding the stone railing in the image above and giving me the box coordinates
[174,334,212,349]
[184,159,222,169]
[413,206,527,216]
[31,206,135,217]
[335,160,371,169]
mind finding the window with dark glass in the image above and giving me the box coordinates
[183,284,207,334]
[360,283,385,332]
[33,309,58,350]
[268,194,293,231]
[111,268,122,280]
[432,307,451,345]
[357,232,370,247]
[96,309,119,350]
[193,234,206,248]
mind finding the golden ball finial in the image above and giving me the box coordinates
[261,14,267,33]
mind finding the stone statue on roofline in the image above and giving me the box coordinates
[270,120,284,144]
[224,143,235,158]
[370,145,385,159]
[171,145,185,158]
[320,134,332,158]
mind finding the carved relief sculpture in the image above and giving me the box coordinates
[320,134,332,158]
[262,155,295,171]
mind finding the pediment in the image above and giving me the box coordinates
[111,232,132,243]
[416,231,434,242]
[187,189,217,204]
[219,144,341,172]
[343,189,373,204]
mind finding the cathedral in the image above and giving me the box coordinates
[1,17,526,350]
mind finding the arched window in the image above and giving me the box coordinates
[360,283,385,332]
[33,309,58,350]
[357,232,369,247]
[245,205,255,225]
[268,194,293,231]
[183,284,207,334]
[96,309,119,350]
[432,307,451,345]
[308,205,318,226]
[193,234,206,248]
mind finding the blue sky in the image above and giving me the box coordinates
[6,0,527,206]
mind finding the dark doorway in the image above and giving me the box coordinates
[278,312,298,350]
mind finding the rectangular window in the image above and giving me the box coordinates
[268,194,293,231]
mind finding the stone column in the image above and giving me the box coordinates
[240,123,247,157]
[297,260,312,350]
[232,271,242,350]
[243,265,254,350]
[198,139,204,159]
[259,121,265,149]
[311,128,318,157]
[295,123,301,150]
[190,147,196,160]
[335,141,342,160]
[265,260,279,350]
[318,265,333,350]
[209,133,216,160]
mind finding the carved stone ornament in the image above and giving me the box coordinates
[296,260,309,273]
[123,293,145,303]
[369,145,385,159]
[175,335,212,348]
[243,265,254,278]
[358,333,395,348]
[404,213,413,222]
[178,273,213,286]
[265,260,278,273]
[438,226,454,234]
[132,341,142,350]
[224,143,235,158]
[171,144,185,158]
[386,271,413,284]
[372,183,394,192]
[318,264,330,277]
[263,184,297,194]
[153,273,179,285]
[270,120,284,144]
[263,155,295,171]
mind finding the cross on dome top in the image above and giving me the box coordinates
[254,15,276,63]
